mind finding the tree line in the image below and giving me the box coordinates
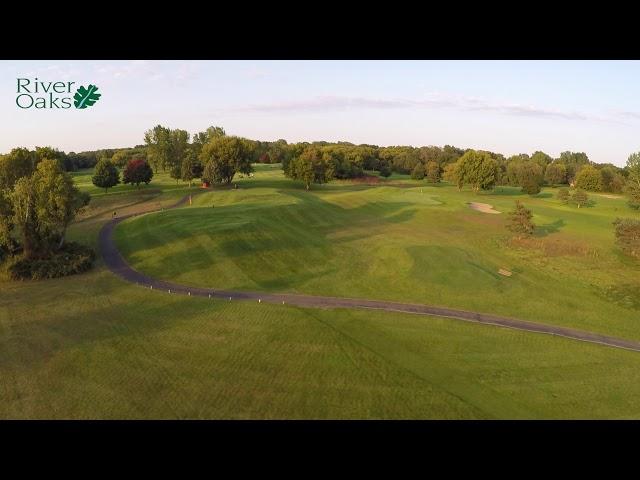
[4,126,640,205]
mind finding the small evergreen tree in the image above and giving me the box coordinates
[507,200,535,237]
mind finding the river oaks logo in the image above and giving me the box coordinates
[16,78,101,109]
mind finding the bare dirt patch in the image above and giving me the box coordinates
[468,202,501,214]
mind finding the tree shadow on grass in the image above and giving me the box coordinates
[534,219,565,237]
[0,280,206,370]
[532,192,553,199]
[123,189,418,292]
[487,187,526,196]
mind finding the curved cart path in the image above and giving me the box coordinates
[98,194,640,353]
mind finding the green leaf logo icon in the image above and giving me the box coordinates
[74,84,101,109]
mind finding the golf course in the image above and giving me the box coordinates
[3,163,640,419]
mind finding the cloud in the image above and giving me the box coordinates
[234,93,631,124]
[617,111,640,120]
[244,66,271,79]
[241,96,419,112]
[91,60,200,85]
[18,63,83,81]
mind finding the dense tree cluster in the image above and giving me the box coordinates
[0,155,92,278]
[200,136,252,185]
[284,146,335,190]
[3,126,640,199]
[110,147,147,168]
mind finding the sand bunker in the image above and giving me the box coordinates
[468,202,501,214]
[595,193,622,199]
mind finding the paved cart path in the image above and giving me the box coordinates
[98,193,640,353]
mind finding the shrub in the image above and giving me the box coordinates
[8,242,96,280]
[613,218,640,259]
[557,187,570,203]
[572,189,589,208]
[379,164,392,178]
[507,200,535,237]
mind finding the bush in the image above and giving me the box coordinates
[572,189,589,208]
[379,163,392,178]
[8,242,96,280]
[557,187,570,203]
[507,200,535,237]
[613,218,640,259]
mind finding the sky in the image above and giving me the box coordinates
[2,60,640,166]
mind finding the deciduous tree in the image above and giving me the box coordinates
[200,136,252,185]
[545,162,567,186]
[181,149,203,187]
[123,158,153,189]
[285,147,335,190]
[575,165,603,191]
[9,159,89,256]
[572,189,589,208]
[0,148,38,190]
[426,161,440,183]
[92,159,120,193]
[411,162,425,180]
[625,152,640,209]
[456,150,499,193]
[516,161,544,195]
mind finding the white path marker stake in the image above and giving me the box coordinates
[229,297,232,301]
[259,299,261,303]
[188,292,191,296]
[150,285,153,290]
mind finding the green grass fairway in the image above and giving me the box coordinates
[3,267,640,419]
[2,164,640,418]
[115,166,640,341]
